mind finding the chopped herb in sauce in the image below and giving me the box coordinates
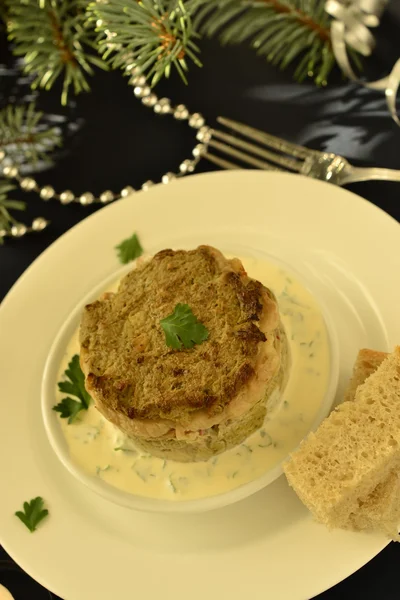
[114,446,137,454]
[96,465,111,475]
[242,444,253,453]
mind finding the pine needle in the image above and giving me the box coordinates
[195,0,343,85]
[0,102,62,165]
[7,0,108,105]
[0,181,25,243]
[88,0,202,85]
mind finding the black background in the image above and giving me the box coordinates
[1,3,400,599]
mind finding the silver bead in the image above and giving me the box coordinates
[179,159,195,174]
[142,180,154,191]
[32,217,48,231]
[100,190,114,203]
[0,150,5,162]
[3,165,18,178]
[162,172,176,184]
[127,65,141,76]
[20,177,37,191]
[0,228,7,238]
[134,85,151,98]
[196,126,212,143]
[80,192,95,205]
[192,144,206,158]
[59,190,75,204]
[154,98,171,114]
[120,186,135,198]
[132,75,146,87]
[142,94,157,107]
[40,186,55,200]
[189,113,205,129]
[174,104,189,120]
[11,223,27,237]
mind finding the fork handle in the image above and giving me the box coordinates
[343,166,400,185]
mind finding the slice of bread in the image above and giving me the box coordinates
[283,347,400,532]
[342,349,400,539]
[344,348,388,403]
[347,470,400,540]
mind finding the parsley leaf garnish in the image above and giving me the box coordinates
[53,354,91,423]
[15,497,49,533]
[115,232,143,264]
[160,303,209,350]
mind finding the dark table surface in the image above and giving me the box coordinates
[1,4,400,599]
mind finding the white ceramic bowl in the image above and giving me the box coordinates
[42,257,339,514]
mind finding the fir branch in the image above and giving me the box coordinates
[89,0,202,86]
[0,181,25,243]
[7,0,107,105]
[0,102,62,165]
[195,0,337,84]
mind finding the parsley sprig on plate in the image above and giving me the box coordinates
[160,303,209,350]
[53,354,91,423]
[15,497,49,533]
[115,232,143,264]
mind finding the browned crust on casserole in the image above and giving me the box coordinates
[79,245,281,425]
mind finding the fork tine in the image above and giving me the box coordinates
[208,138,282,171]
[217,117,312,159]
[211,128,301,172]
[201,151,240,170]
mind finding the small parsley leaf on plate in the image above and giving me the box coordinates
[53,354,91,423]
[160,303,209,350]
[15,497,49,533]
[115,232,143,264]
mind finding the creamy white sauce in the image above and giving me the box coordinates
[56,256,331,501]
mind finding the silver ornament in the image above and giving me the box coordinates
[132,75,147,87]
[11,223,27,237]
[100,190,114,203]
[32,217,48,231]
[179,159,195,174]
[162,172,176,184]
[3,165,18,178]
[59,190,75,204]
[154,98,171,114]
[134,85,151,98]
[196,126,212,143]
[0,150,5,162]
[174,104,189,120]
[120,186,135,198]
[80,192,95,205]
[40,186,55,200]
[192,144,205,158]
[20,177,37,191]
[189,113,205,129]
[142,180,154,191]
[142,94,158,107]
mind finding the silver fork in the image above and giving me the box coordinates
[201,117,400,186]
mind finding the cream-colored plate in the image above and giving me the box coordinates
[0,171,399,600]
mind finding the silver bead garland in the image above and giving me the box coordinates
[0,62,211,243]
